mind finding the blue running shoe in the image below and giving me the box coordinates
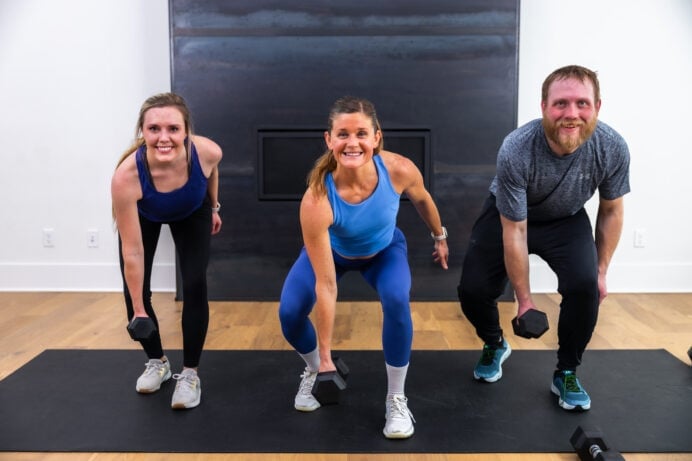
[551,370,591,411]
[473,339,511,382]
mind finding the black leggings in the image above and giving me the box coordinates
[119,202,211,368]
[457,195,599,370]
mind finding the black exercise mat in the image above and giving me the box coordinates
[0,349,690,453]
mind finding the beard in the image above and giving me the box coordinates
[542,116,598,154]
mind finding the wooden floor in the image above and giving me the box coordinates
[0,292,690,461]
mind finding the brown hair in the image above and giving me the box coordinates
[541,65,601,103]
[307,96,383,196]
[115,92,195,169]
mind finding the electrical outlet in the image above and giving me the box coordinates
[87,229,99,248]
[43,228,55,247]
[633,228,647,248]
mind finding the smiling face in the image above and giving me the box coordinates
[324,112,381,169]
[541,77,601,155]
[141,106,188,163]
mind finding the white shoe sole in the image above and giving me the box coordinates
[136,370,172,393]
[473,346,511,383]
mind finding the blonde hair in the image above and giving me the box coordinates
[307,96,383,196]
[112,93,195,220]
[115,92,195,169]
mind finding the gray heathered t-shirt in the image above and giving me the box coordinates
[489,119,630,222]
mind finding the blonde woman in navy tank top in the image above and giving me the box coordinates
[112,93,222,410]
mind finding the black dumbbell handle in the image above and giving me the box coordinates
[589,444,604,457]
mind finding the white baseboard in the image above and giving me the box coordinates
[0,262,176,292]
[529,261,692,293]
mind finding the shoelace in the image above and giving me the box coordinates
[298,369,316,395]
[563,372,581,393]
[172,372,198,392]
[387,395,416,423]
[143,361,165,376]
[480,345,498,365]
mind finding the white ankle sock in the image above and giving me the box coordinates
[299,348,320,373]
[386,363,409,396]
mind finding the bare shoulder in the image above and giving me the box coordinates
[300,187,333,229]
[379,150,421,192]
[111,153,141,202]
[191,135,223,165]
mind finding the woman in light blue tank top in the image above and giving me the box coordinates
[278,96,449,439]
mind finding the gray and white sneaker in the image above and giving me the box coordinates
[294,368,320,412]
[171,368,201,409]
[135,358,171,393]
[383,394,415,439]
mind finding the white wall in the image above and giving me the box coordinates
[0,0,175,291]
[0,0,690,293]
[518,0,692,292]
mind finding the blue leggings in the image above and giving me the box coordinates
[279,228,413,367]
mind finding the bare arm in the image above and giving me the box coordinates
[384,151,449,269]
[594,196,624,303]
[111,157,147,317]
[500,215,535,317]
[192,135,223,234]
[300,188,338,372]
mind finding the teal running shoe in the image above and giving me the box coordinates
[551,370,591,411]
[473,339,511,382]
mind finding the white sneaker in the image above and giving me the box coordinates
[294,368,321,412]
[135,359,171,393]
[383,394,415,439]
[171,368,201,409]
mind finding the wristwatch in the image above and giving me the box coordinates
[431,226,448,241]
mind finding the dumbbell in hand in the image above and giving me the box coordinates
[512,308,549,339]
[570,425,625,461]
[127,316,157,341]
[311,356,349,405]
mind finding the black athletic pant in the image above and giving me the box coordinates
[457,195,599,371]
[119,201,211,368]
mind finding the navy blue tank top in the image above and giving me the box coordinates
[135,143,208,222]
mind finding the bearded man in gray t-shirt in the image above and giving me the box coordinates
[457,65,630,411]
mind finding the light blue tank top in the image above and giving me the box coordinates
[326,155,400,257]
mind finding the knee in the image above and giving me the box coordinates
[458,277,498,307]
[181,272,206,295]
[380,293,412,328]
[561,272,598,298]
[278,301,301,329]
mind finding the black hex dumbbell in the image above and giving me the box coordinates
[570,425,625,461]
[127,316,157,341]
[512,308,549,339]
[311,356,349,405]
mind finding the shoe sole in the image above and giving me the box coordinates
[473,346,511,383]
[172,392,201,410]
[294,401,321,412]
[550,383,591,411]
[383,427,414,439]
[383,419,414,440]
[136,370,172,393]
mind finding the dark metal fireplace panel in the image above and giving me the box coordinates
[170,0,519,301]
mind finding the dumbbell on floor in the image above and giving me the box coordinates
[127,316,157,341]
[512,308,549,339]
[570,425,625,461]
[311,356,349,405]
